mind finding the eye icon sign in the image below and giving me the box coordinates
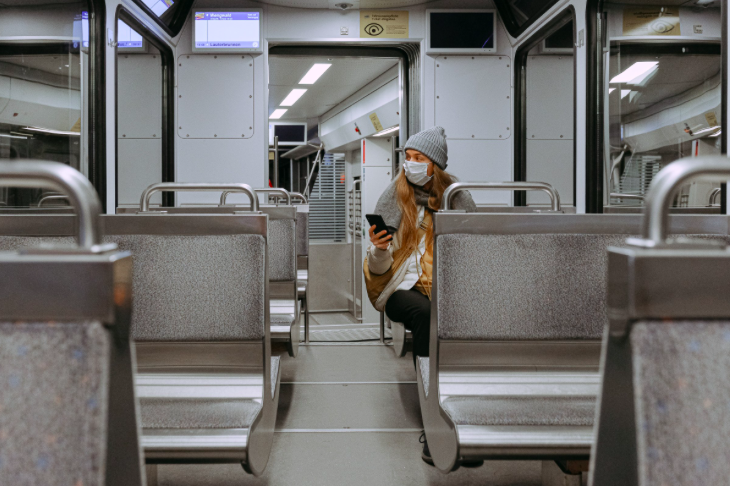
[364,23,384,36]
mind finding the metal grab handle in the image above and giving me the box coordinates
[220,187,291,206]
[140,183,259,212]
[38,194,71,207]
[709,187,722,206]
[0,161,103,250]
[289,192,308,204]
[610,192,644,202]
[441,182,561,212]
[632,156,730,247]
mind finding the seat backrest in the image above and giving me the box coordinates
[434,213,728,342]
[0,235,143,486]
[296,209,309,257]
[263,207,297,282]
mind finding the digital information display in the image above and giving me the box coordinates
[427,10,497,53]
[194,11,261,51]
[73,11,89,49]
[118,19,144,50]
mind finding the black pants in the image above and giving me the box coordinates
[385,289,430,367]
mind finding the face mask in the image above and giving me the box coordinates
[404,161,433,186]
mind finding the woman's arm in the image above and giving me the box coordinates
[367,225,394,275]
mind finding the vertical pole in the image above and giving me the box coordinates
[379,310,385,343]
[273,136,279,188]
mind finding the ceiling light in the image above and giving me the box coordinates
[609,88,616,94]
[0,133,27,139]
[23,126,80,136]
[610,62,658,84]
[621,89,631,99]
[280,89,307,106]
[374,126,399,137]
[270,109,287,119]
[299,63,331,84]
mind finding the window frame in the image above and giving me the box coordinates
[513,7,577,207]
[494,0,563,39]
[129,0,195,38]
[115,6,176,208]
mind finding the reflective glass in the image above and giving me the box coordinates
[0,1,89,208]
[606,44,722,208]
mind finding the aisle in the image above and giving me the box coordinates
[156,344,543,485]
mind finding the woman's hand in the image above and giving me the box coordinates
[369,225,392,250]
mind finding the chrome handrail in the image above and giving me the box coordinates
[610,192,644,202]
[629,156,730,247]
[0,161,104,250]
[140,183,259,212]
[38,194,71,207]
[709,187,722,207]
[220,187,291,206]
[441,182,561,212]
[290,192,308,204]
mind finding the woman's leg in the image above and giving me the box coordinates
[385,289,430,366]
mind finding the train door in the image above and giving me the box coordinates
[268,48,403,339]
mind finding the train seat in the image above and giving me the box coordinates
[418,208,728,475]
[0,162,144,486]
[296,208,310,342]
[591,157,730,486]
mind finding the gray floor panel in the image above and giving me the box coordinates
[310,312,361,325]
[156,432,543,486]
[276,383,422,430]
[279,344,415,383]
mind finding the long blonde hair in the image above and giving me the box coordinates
[395,164,456,254]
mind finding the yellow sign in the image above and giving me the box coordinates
[705,111,719,127]
[623,7,680,36]
[360,10,409,38]
[369,112,383,132]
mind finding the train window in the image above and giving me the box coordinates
[605,43,722,210]
[0,0,90,208]
[115,9,175,208]
[131,0,194,37]
[494,0,562,38]
[515,15,575,207]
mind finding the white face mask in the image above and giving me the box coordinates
[404,161,433,186]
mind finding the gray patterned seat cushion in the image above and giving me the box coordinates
[269,219,297,282]
[140,399,262,429]
[632,320,730,486]
[296,212,309,257]
[442,396,596,426]
[436,234,631,340]
[0,321,109,485]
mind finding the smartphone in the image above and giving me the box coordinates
[365,214,393,237]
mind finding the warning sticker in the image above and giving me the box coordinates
[369,112,384,132]
[623,7,680,36]
[360,10,409,38]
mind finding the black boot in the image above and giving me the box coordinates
[419,432,434,466]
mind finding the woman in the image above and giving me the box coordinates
[366,126,477,465]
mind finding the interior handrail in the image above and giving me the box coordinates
[220,187,291,206]
[709,187,722,206]
[628,156,730,247]
[38,194,71,207]
[610,192,644,202]
[441,181,561,212]
[140,182,259,212]
[289,192,308,204]
[304,143,325,198]
[0,161,104,250]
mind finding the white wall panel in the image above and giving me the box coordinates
[117,54,162,139]
[177,55,254,139]
[447,139,512,205]
[175,138,265,205]
[434,56,511,140]
[526,55,573,140]
[526,139,573,206]
[117,138,162,206]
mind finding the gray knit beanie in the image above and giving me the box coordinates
[403,126,448,170]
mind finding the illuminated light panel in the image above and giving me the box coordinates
[609,88,616,94]
[374,126,400,137]
[610,62,658,84]
[299,64,332,84]
[280,89,307,106]
[621,90,631,99]
[270,109,288,119]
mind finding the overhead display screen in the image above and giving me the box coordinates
[118,19,144,50]
[427,10,497,53]
[193,10,262,53]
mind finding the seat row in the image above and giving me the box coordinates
[0,164,309,483]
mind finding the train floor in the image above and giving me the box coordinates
[150,314,545,485]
